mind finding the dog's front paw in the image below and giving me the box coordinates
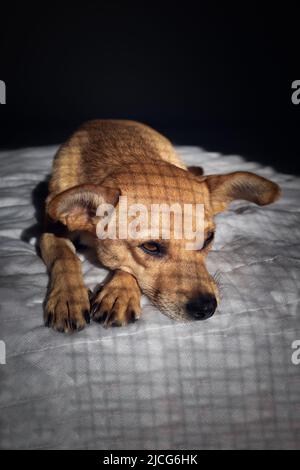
[44,285,91,333]
[91,273,141,328]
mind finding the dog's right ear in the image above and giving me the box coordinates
[47,184,120,232]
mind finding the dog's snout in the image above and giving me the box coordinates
[186,294,217,320]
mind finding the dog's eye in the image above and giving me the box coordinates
[202,231,215,249]
[140,241,162,256]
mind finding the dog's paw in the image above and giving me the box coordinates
[44,285,91,333]
[91,276,141,328]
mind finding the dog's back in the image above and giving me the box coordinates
[49,120,185,198]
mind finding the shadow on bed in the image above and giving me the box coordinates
[21,176,51,254]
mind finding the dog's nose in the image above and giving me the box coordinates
[186,295,217,320]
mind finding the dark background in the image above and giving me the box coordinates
[0,1,299,173]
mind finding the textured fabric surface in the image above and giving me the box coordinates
[0,145,299,449]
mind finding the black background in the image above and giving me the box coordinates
[0,1,299,173]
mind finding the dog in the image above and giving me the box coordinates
[40,120,281,332]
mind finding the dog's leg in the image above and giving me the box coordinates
[91,270,141,327]
[40,233,90,332]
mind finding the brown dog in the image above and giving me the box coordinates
[40,120,281,332]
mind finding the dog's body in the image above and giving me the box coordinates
[41,120,281,332]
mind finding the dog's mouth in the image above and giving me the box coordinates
[149,298,193,323]
[161,309,193,323]
[141,284,218,322]
[150,295,218,322]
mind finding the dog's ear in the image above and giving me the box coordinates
[205,171,281,214]
[188,166,204,176]
[47,184,120,232]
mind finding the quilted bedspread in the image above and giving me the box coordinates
[0,145,299,449]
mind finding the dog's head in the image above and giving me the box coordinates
[48,163,281,322]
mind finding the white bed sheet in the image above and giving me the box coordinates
[0,145,299,449]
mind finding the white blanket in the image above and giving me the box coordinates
[0,145,299,449]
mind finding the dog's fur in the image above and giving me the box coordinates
[40,120,281,332]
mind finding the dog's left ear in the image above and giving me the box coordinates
[205,171,281,214]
